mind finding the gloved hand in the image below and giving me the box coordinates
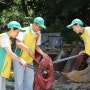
[78,51,85,58]
[42,53,49,58]
[19,58,27,66]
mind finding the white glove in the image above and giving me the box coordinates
[19,58,27,66]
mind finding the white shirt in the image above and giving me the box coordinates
[87,29,90,40]
[16,24,41,45]
[0,34,11,48]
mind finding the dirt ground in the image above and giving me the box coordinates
[6,71,90,90]
[52,71,90,90]
[52,80,90,90]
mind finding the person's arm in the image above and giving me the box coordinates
[5,47,21,61]
[0,35,27,66]
[35,45,48,57]
[16,39,35,58]
[4,47,27,66]
[16,31,35,58]
[35,32,48,57]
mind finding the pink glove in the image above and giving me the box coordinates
[78,51,85,58]
[19,58,27,66]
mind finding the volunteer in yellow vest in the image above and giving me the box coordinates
[13,17,48,90]
[0,21,27,90]
[67,19,90,56]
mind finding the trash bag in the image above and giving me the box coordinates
[34,51,43,68]
[33,56,54,90]
[35,51,42,62]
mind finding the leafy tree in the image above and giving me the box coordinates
[26,0,90,43]
[0,0,90,43]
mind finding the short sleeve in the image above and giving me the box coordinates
[87,30,90,40]
[36,33,41,45]
[0,35,10,48]
[16,31,26,41]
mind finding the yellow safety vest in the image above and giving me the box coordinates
[0,33,12,78]
[81,27,90,56]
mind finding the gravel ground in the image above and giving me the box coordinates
[52,71,90,90]
[6,71,90,90]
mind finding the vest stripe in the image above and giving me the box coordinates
[0,47,6,75]
[0,33,11,78]
[81,27,90,55]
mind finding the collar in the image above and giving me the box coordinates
[82,27,85,33]
[29,24,35,34]
[30,24,40,34]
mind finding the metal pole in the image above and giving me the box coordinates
[52,55,78,64]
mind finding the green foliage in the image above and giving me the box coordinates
[7,75,14,82]
[42,18,82,43]
[14,0,21,4]
[0,6,24,24]
[43,19,65,33]
[0,0,90,44]
[0,0,34,27]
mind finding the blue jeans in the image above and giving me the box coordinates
[0,76,6,90]
[13,60,34,90]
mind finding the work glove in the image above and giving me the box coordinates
[19,58,27,66]
[78,51,85,58]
